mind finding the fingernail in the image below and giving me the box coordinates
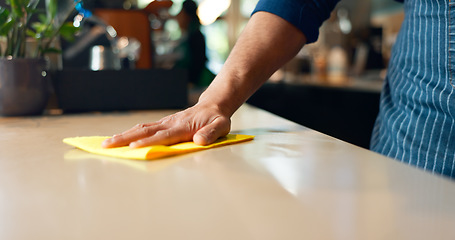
[194,134,208,145]
[129,141,140,148]
[101,138,112,148]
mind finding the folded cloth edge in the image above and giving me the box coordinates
[63,134,254,160]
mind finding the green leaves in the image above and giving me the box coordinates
[0,7,13,36]
[0,7,10,25]
[59,22,78,41]
[40,47,60,54]
[1,0,80,58]
[8,0,25,18]
[46,0,57,21]
[30,15,50,38]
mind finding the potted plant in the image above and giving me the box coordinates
[0,0,79,116]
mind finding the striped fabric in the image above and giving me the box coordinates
[370,0,455,178]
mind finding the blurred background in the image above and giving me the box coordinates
[0,0,405,148]
[0,0,404,81]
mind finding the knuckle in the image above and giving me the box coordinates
[155,130,172,139]
[163,114,176,122]
[165,131,171,138]
[140,126,154,135]
[202,128,217,140]
[135,123,146,129]
[208,127,217,136]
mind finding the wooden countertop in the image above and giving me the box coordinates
[1,105,454,239]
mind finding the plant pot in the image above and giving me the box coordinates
[0,58,50,116]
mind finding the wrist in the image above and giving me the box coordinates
[196,92,236,118]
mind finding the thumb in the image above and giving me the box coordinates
[193,117,230,145]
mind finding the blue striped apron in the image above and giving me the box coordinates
[371,0,455,178]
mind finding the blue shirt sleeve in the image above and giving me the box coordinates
[252,0,341,43]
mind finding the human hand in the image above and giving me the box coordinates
[101,103,231,148]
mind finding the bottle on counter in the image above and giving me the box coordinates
[327,45,349,85]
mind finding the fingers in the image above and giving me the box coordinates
[129,128,192,148]
[102,123,163,148]
[101,108,232,148]
[117,122,160,137]
[193,117,231,145]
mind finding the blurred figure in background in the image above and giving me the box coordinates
[174,0,213,87]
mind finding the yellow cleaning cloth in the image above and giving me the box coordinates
[63,134,254,160]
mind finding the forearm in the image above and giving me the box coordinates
[197,11,307,116]
[102,11,309,148]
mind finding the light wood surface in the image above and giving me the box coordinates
[1,105,454,240]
